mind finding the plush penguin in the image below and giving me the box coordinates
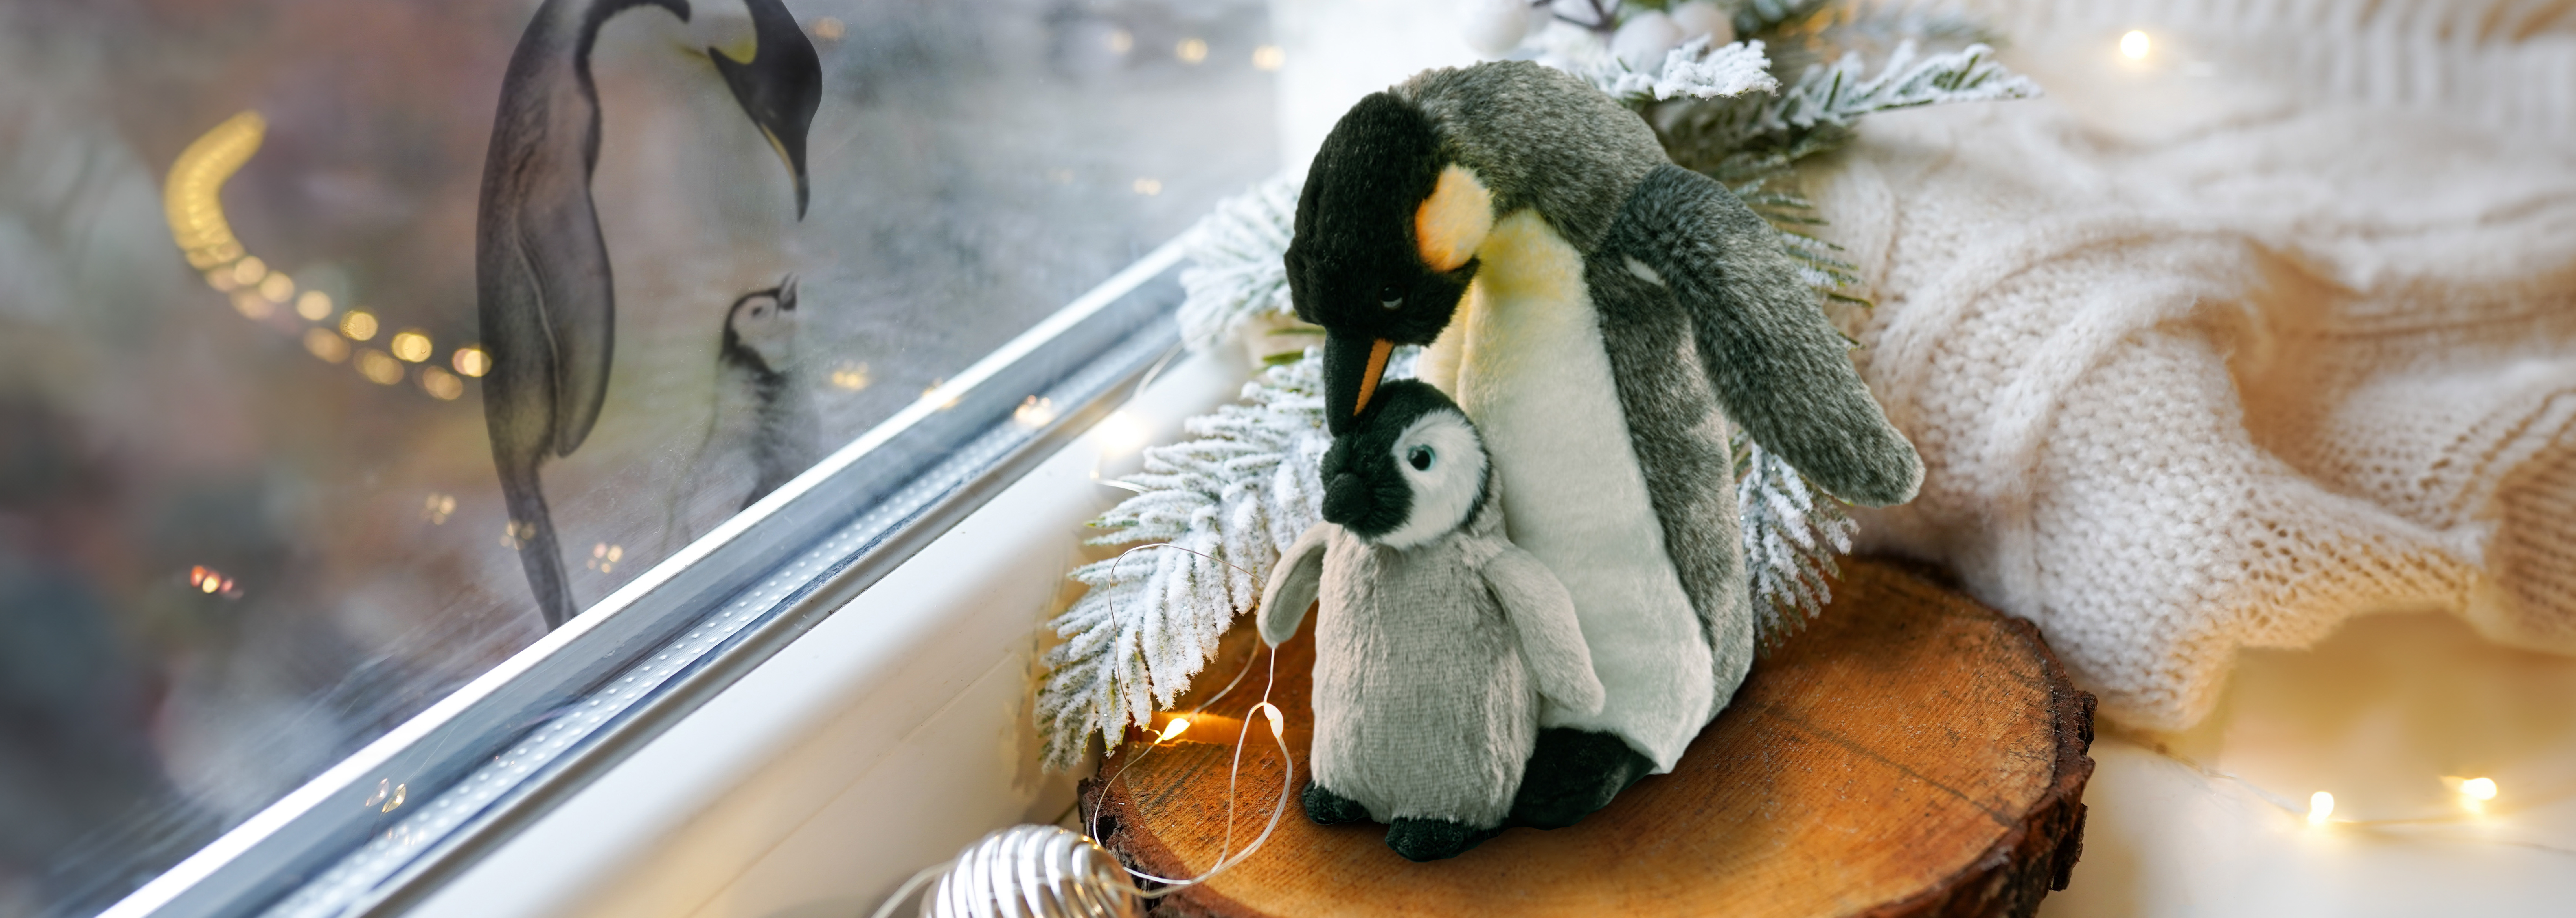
[1258,380,1604,862]
[1283,61,1924,828]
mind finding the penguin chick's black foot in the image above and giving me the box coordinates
[1507,728,1657,830]
[1384,818,1502,862]
[1303,781,1373,826]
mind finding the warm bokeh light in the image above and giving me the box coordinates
[340,310,379,341]
[1133,177,1163,196]
[354,348,404,385]
[231,256,267,288]
[1252,45,1285,71]
[422,493,456,525]
[231,289,274,319]
[1105,28,1133,55]
[1013,395,1057,428]
[419,366,464,400]
[163,111,264,270]
[258,272,295,303]
[2307,790,2335,825]
[451,346,491,378]
[2120,30,2150,60]
[390,330,433,363]
[587,542,625,573]
[812,16,845,40]
[2462,777,2498,801]
[295,290,333,321]
[304,327,350,363]
[829,361,871,390]
[1176,38,1209,64]
[187,565,238,597]
[1156,717,1191,743]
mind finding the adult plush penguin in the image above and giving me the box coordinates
[477,0,821,628]
[1284,60,1924,827]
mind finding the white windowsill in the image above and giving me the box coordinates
[410,347,1250,918]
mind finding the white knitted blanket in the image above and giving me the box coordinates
[1812,0,2576,731]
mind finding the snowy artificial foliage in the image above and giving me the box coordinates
[1582,37,1780,103]
[1757,41,2037,139]
[1039,353,1413,769]
[1735,433,1857,650]
[1175,175,1301,354]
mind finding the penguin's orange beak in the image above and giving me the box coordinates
[1323,332,1396,436]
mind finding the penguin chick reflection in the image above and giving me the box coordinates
[665,276,821,548]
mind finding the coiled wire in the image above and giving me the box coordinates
[897,824,1142,918]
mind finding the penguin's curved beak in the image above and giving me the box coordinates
[1323,331,1394,436]
[709,0,823,219]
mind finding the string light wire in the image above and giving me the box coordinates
[873,542,1298,917]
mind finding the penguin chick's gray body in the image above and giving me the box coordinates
[1261,381,1602,831]
[1287,61,1924,778]
[713,276,819,505]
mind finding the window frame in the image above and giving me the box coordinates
[100,242,1191,918]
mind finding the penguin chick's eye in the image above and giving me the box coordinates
[1407,445,1433,471]
[1378,285,1403,311]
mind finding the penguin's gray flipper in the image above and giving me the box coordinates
[1613,164,1924,508]
[1258,523,1332,646]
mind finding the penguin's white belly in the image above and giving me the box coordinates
[1429,211,1711,772]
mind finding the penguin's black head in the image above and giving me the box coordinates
[1288,92,1496,435]
[1321,380,1489,549]
[710,0,823,218]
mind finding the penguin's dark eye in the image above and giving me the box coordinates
[1407,445,1433,471]
[1378,285,1403,311]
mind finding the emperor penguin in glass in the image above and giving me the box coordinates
[1258,380,1603,862]
[661,276,819,550]
[1286,62,1924,828]
[476,0,821,628]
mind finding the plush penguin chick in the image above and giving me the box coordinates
[1258,380,1604,862]
[1285,61,1925,828]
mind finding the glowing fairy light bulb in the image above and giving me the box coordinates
[2462,777,2498,801]
[2307,791,2335,825]
[1156,718,1191,743]
[1253,702,1284,739]
[2120,30,2150,60]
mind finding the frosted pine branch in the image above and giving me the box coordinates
[1735,434,1856,650]
[1759,41,2037,136]
[1037,356,1336,769]
[1176,175,1301,354]
[1585,39,1779,103]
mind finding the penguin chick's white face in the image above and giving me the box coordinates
[1319,379,1489,549]
[1374,409,1487,549]
[722,275,799,372]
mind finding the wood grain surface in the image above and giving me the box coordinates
[1081,557,2097,918]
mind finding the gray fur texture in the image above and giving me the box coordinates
[1395,61,1667,253]
[1585,232,1756,717]
[1260,491,1602,828]
[1610,164,1924,508]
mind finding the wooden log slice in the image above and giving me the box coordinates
[1082,557,2096,918]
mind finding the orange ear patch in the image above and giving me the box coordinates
[1414,165,1493,273]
